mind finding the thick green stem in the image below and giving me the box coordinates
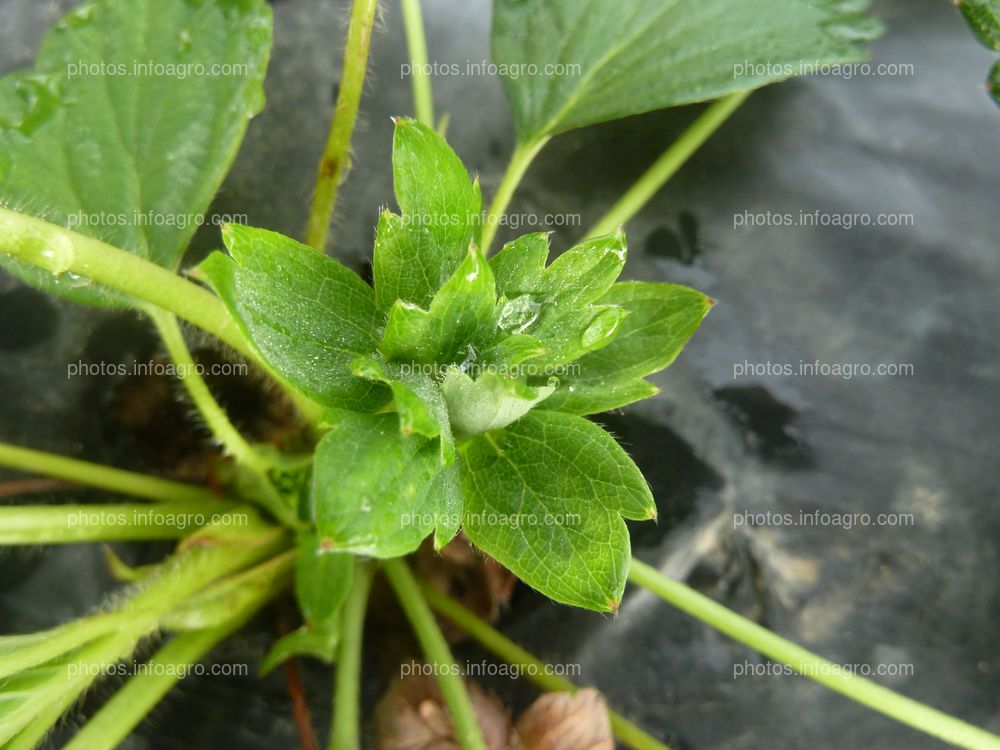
[400,0,434,126]
[0,206,251,358]
[0,441,218,504]
[382,558,487,750]
[420,580,671,750]
[629,559,1000,750]
[329,560,375,750]
[0,502,239,545]
[60,625,235,750]
[588,91,749,237]
[304,0,380,251]
[481,136,551,255]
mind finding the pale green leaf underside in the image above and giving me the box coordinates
[460,410,654,611]
[0,0,271,306]
[493,0,880,142]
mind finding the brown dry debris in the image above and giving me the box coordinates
[373,675,614,750]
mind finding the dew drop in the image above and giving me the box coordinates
[459,344,478,372]
[581,308,623,348]
[22,232,75,276]
[497,294,541,334]
[63,271,91,288]
[822,16,882,42]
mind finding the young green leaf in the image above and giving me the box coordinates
[0,0,271,306]
[373,119,483,310]
[542,281,712,415]
[459,410,655,612]
[380,243,498,366]
[491,231,629,367]
[296,531,354,625]
[312,410,459,557]
[260,620,341,674]
[492,0,881,143]
[442,368,556,439]
[351,355,457,465]
[197,224,384,409]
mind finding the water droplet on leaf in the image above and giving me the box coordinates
[581,308,623,348]
[21,232,75,276]
[498,295,541,334]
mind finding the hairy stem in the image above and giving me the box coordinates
[0,441,218,504]
[149,308,302,525]
[420,580,672,750]
[481,136,551,255]
[150,309,268,475]
[400,0,434,126]
[329,561,375,750]
[0,502,239,545]
[588,91,749,237]
[0,206,251,358]
[60,625,235,750]
[629,559,1000,750]
[382,558,487,750]
[304,0,380,251]
[63,552,296,750]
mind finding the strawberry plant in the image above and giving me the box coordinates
[0,1,997,749]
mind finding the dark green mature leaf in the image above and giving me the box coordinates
[492,0,881,143]
[460,411,655,611]
[197,224,384,409]
[990,60,1000,107]
[0,0,271,306]
[959,0,1000,50]
[373,119,483,310]
[312,410,458,557]
[296,530,353,625]
[542,281,712,415]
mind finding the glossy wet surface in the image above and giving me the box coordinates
[2,0,999,748]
